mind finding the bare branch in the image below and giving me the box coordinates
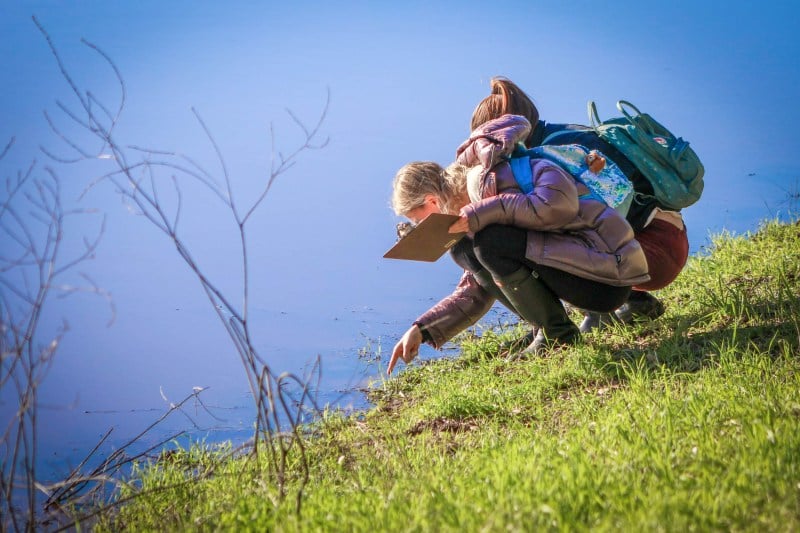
[32,17,88,111]
[53,211,106,276]
[80,37,126,129]
[38,144,83,165]
[54,101,96,141]
[41,109,93,161]
[0,137,15,160]
[191,107,236,217]
[171,174,182,233]
[242,90,330,225]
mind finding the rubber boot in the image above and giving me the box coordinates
[472,269,518,314]
[578,310,618,333]
[494,267,580,357]
[473,269,537,357]
[615,291,665,324]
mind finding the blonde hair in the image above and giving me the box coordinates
[391,161,468,216]
[470,77,539,145]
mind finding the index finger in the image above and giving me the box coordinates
[387,345,402,375]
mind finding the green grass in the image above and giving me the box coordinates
[95,219,800,532]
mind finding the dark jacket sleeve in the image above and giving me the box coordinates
[414,271,495,348]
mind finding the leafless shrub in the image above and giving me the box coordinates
[32,14,330,518]
[0,135,108,531]
[41,387,222,530]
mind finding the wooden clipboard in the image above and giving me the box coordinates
[383,213,466,262]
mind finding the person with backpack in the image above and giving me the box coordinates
[387,114,649,374]
[471,77,691,338]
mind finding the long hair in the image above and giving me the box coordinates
[391,161,468,216]
[470,77,539,145]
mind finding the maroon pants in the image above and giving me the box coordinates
[634,219,689,291]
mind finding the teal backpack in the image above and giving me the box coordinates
[506,142,634,216]
[587,100,704,210]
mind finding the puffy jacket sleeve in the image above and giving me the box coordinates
[455,116,532,170]
[414,270,495,349]
[462,160,579,233]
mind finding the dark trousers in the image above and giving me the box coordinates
[450,224,631,313]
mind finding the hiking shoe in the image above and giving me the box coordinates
[512,325,581,359]
[614,291,666,324]
[578,311,618,333]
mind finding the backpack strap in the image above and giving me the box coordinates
[541,129,581,145]
[588,101,603,129]
[506,143,609,204]
[617,100,657,136]
[507,143,534,194]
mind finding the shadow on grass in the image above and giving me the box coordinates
[592,310,799,378]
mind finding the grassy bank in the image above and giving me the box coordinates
[98,219,800,531]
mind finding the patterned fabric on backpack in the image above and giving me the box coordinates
[588,100,704,210]
[506,143,634,216]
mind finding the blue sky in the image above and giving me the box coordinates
[2,1,799,466]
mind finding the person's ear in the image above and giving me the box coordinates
[424,194,439,209]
